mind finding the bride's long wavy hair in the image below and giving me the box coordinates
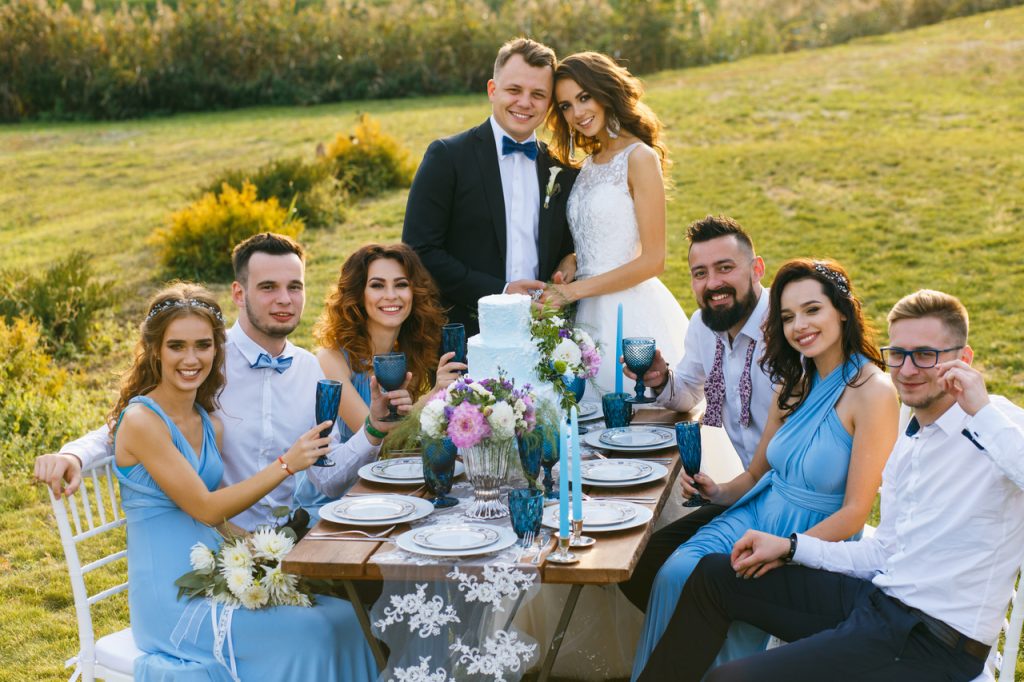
[108,282,227,429]
[546,51,670,177]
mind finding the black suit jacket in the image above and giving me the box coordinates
[402,119,576,336]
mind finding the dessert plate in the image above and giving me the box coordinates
[395,525,518,558]
[370,458,423,480]
[582,427,675,452]
[412,525,500,551]
[599,426,673,448]
[581,461,668,488]
[320,494,434,527]
[358,459,465,485]
[580,459,653,482]
[577,401,601,421]
[542,501,653,533]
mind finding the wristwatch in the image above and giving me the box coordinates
[785,533,798,563]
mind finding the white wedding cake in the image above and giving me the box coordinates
[468,294,557,409]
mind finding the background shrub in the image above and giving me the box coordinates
[150,181,304,282]
[325,114,416,199]
[0,252,112,357]
[201,157,345,229]
[4,0,1021,122]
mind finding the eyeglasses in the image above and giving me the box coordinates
[880,346,963,369]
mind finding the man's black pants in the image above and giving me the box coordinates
[637,553,985,682]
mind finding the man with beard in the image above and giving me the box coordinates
[34,233,409,532]
[637,290,1024,682]
[620,215,774,612]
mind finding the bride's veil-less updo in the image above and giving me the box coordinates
[108,282,227,429]
[546,51,670,175]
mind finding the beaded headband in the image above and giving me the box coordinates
[146,298,225,324]
[813,262,850,296]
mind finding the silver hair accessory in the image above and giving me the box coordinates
[146,298,225,323]
[813,262,850,296]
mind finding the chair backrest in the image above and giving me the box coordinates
[994,561,1024,680]
[49,456,128,677]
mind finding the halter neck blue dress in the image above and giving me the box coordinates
[294,352,373,522]
[115,396,376,681]
[631,356,868,679]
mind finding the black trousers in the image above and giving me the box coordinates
[637,554,985,682]
[619,504,727,611]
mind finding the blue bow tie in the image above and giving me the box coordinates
[502,136,539,161]
[251,352,293,374]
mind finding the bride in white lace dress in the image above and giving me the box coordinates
[540,52,688,396]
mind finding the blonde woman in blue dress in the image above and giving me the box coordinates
[540,51,688,396]
[111,283,376,680]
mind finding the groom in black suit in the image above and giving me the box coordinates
[402,38,576,336]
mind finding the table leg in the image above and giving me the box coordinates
[537,584,583,682]
[342,579,387,672]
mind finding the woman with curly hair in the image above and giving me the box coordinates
[111,282,376,680]
[540,51,688,395]
[632,259,899,678]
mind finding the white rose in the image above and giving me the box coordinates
[250,527,294,562]
[189,542,216,572]
[239,583,270,610]
[552,338,582,372]
[469,382,492,398]
[487,401,516,439]
[550,315,565,327]
[420,399,446,439]
[574,330,595,349]
[224,566,254,597]
[220,541,253,570]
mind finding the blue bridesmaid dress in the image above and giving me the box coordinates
[115,396,377,681]
[631,356,868,680]
[294,355,373,522]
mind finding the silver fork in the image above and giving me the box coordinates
[531,531,551,565]
[519,529,536,554]
[307,525,396,538]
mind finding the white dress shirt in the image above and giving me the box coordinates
[490,116,540,283]
[655,288,773,468]
[63,324,380,530]
[794,396,1024,644]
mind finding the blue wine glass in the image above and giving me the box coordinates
[517,426,551,490]
[675,421,707,507]
[622,337,657,404]
[441,323,467,374]
[422,438,458,508]
[536,426,560,500]
[508,487,544,543]
[313,379,342,467]
[372,352,407,422]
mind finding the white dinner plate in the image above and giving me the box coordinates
[412,525,500,551]
[599,426,674,448]
[577,401,601,421]
[332,496,416,521]
[395,524,519,558]
[583,427,675,452]
[580,459,653,482]
[357,459,465,485]
[320,494,434,527]
[542,501,653,533]
[581,461,668,488]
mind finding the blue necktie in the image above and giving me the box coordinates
[251,352,293,374]
[502,136,539,161]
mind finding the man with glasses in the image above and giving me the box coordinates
[621,215,774,612]
[637,289,1024,682]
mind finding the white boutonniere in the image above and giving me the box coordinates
[544,167,563,208]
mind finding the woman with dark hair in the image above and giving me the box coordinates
[631,259,899,678]
[293,243,459,519]
[540,51,688,394]
[111,282,376,680]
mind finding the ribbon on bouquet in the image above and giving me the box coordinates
[171,597,241,682]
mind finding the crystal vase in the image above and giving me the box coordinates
[460,438,516,520]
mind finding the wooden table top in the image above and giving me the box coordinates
[283,408,704,586]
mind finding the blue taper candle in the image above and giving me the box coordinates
[615,303,624,393]
[559,419,570,537]
[570,406,582,522]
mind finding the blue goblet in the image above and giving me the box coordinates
[422,438,458,508]
[313,379,341,467]
[508,487,544,545]
[622,337,657,404]
[602,392,633,429]
[372,352,407,422]
[441,323,467,374]
[538,427,560,500]
[517,425,552,490]
[675,420,707,507]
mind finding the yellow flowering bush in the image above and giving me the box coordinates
[325,114,416,199]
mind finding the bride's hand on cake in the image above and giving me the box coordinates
[622,349,670,393]
[435,351,466,391]
[506,279,547,298]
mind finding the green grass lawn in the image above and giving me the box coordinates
[1,7,1022,680]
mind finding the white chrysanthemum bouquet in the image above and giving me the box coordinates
[175,526,315,609]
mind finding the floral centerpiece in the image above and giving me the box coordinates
[531,308,601,411]
[420,375,537,519]
[174,525,316,610]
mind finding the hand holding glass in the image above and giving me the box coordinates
[675,421,707,507]
[373,352,407,422]
[441,323,467,374]
[622,337,657,404]
[313,379,342,467]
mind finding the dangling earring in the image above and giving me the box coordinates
[606,112,620,139]
[568,132,575,161]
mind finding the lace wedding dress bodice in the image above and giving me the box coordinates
[567,142,644,278]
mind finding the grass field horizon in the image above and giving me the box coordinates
[1,7,1022,679]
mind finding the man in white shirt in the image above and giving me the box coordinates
[621,215,774,611]
[34,233,407,531]
[637,290,1024,681]
[402,38,576,336]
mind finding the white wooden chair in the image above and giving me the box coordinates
[973,559,1024,680]
[49,455,140,681]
